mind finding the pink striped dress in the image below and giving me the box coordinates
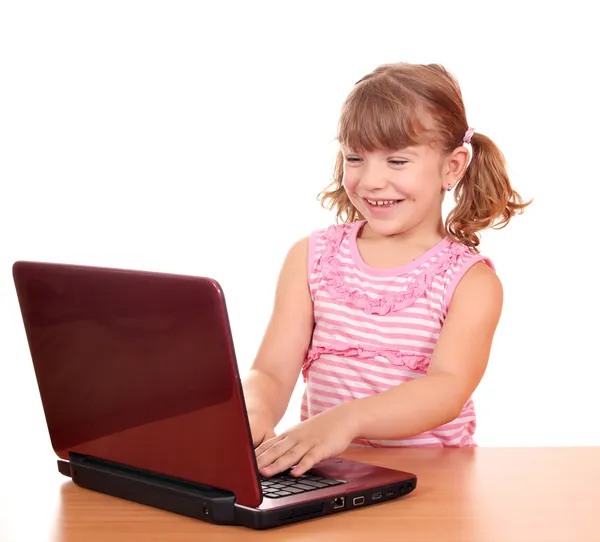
[300,221,494,447]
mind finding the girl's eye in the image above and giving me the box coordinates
[389,160,408,166]
[345,156,361,163]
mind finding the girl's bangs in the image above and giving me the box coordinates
[337,84,432,153]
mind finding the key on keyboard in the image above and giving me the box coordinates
[260,471,345,499]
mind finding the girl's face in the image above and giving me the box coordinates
[342,144,467,239]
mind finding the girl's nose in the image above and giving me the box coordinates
[360,167,387,191]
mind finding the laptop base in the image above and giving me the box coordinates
[59,452,417,530]
[61,453,238,526]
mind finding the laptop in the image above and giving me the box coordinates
[12,260,417,529]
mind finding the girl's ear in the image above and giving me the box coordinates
[443,146,470,188]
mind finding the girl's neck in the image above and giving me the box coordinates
[359,218,446,249]
[352,220,449,273]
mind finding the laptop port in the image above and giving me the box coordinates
[372,492,382,500]
[332,497,345,509]
[385,490,394,497]
[352,496,365,506]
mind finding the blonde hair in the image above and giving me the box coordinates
[319,62,531,248]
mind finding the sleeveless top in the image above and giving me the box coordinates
[300,221,494,447]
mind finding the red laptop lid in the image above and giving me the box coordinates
[12,261,262,507]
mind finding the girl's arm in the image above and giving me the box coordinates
[255,260,502,477]
[348,261,503,440]
[242,237,315,436]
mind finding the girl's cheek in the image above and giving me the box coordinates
[342,173,356,192]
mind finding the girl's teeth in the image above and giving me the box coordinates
[368,199,399,206]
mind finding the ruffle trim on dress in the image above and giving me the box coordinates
[301,342,430,380]
[319,224,469,315]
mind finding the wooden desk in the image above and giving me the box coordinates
[2,447,599,541]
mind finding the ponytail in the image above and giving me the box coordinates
[446,132,531,249]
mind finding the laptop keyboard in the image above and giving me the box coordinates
[260,471,345,499]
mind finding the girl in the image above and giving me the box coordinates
[242,62,530,478]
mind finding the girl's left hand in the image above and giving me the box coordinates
[255,404,359,477]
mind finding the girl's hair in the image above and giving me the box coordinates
[319,62,531,248]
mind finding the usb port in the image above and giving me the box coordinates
[352,496,365,506]
[385,490,394,497]
[372,492,382,500]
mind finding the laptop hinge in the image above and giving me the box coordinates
[62,452,237,525]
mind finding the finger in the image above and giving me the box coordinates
[257,430,276,448]
[260,443,315,477]
[254,432,276,450]
[255,434,283,457]
[256,436,296,471]
[290,448,322,477]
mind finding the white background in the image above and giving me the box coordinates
[1,1,599,497]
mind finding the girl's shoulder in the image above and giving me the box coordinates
[440,240,495,313]
[309,221,354,247]
[307,222,355,275]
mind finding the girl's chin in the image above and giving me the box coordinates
[361,217,410,239]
